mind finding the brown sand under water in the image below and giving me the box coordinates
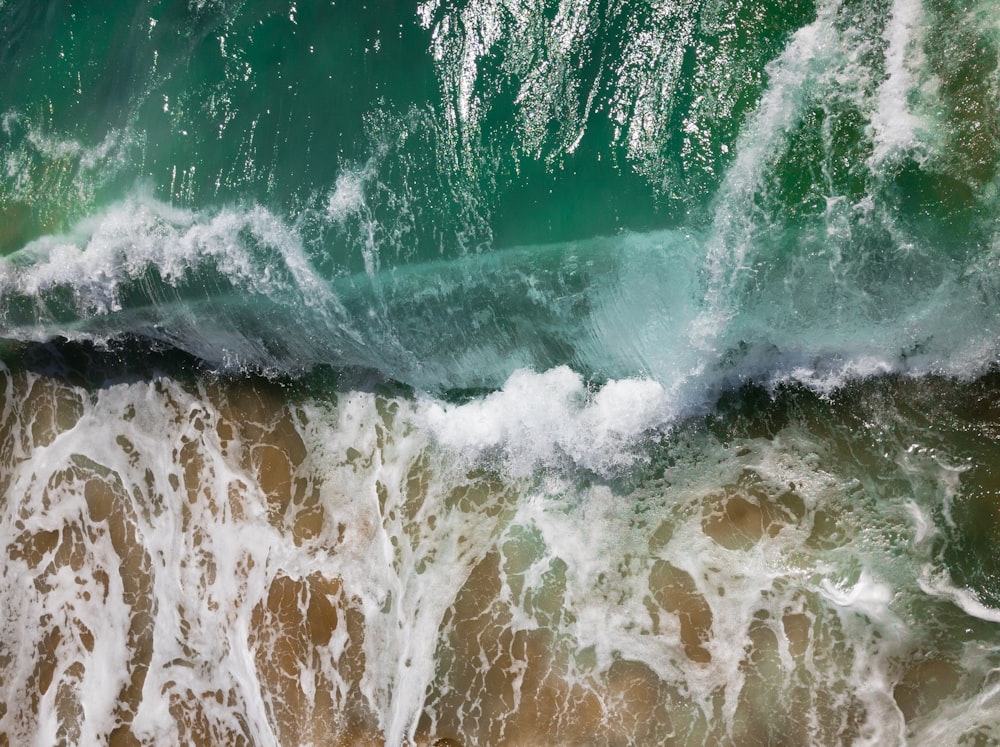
[0,362,992,745]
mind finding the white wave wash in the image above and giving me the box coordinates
[6,360,1000,743]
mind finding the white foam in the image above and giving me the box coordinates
[770,356,895,398]
[869,0,934,167]
[904,500,935,544]
[417,366,672,475]
[918,566,1000,623]
[326,172,367,222]
[6,354,998,743]
[326,163,375,223]
[0,195,343,344]
[820,571,897,625]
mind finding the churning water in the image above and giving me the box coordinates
[3,0,1000,743]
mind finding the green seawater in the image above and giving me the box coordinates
[2,0,1000,390]
[3,0,1000,744]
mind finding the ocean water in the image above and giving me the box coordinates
[3,0,1000,744]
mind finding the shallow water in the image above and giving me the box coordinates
[3,346,1000,744]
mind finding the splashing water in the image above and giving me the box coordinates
[4,0,1000,743]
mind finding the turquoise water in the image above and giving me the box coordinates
[3,0,1000,743]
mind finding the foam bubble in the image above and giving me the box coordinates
[417,366,672,475]
[918,566,1000,624]
[3,197,325,304]
[9,355,1000,742]
[869,0,935,166]
[326,168,369,222]
[820,571,899,627]
[770,357,896,398]
[691,0,844,349]
[0,195,350,373]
